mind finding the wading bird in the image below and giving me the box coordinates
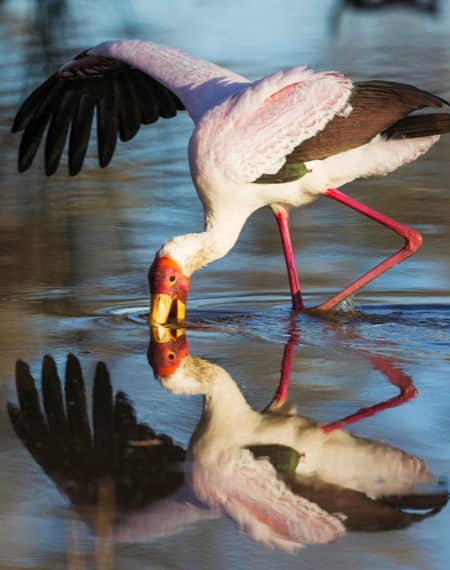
[12,40,450,323]
[149,328,447,551]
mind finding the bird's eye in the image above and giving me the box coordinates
[168,352,175,360]
[169,275,176,283]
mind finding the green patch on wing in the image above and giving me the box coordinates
[247,444,301,475]
[254,162,308,184]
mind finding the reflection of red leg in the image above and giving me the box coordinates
[313,188,423,312]
[272,206,304,311]
[265,323,299,410]
[322,353,418,434]
[366,354,414,392]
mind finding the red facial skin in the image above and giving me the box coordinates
[147,333,189,377]
[148,256,190,304]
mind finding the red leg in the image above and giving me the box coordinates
[322,353,417,435]
[272,206,304,311]
[313,188,423,312]
[265,323,299,411]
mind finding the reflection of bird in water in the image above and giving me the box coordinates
[12,40,450,322]
[149,328,448,551]
[330,0,440,37]
[7,349,448,554]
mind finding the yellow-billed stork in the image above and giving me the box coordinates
[12,40,450,323]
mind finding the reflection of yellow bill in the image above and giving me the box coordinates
[149,293,186,325]
[150,324,185,344]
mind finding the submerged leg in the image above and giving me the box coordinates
[272,206,304,311]
[313,188,423,312]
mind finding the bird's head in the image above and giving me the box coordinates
[148,328,220,396]
[148,255,190,324]
[147,325,189,378]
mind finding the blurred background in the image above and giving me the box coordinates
[0,1,449,569]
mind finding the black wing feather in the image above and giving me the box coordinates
[383,113,450,139]
[131,69,160,124]
[13,52,186,176]
[96,87,119,168]
[12,75,59,133]
[64,353,92,448]
[41,355,66,434]
[117,73,141,142]
[92,361,113,452]
[45,90,78,175]
[150,78,179,118]
[18,82,64,172]
[69,92,95,176]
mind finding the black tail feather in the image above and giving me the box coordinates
[383,113,450,140]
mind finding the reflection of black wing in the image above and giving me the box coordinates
[286,476,449,532]
[248,445,448,532]
[7,354,185,512]
[12,52,185,176]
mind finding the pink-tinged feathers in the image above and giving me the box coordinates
[211,67,353,183]
[191,449,345,553]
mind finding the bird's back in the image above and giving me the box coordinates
[298,429,434,499]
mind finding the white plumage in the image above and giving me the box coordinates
[13,39,450,320]
[154,351,437,551]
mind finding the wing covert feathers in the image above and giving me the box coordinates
[285,80,449,164]
[221,68,353,184]
[12,51,185,176]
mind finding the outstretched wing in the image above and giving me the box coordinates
[12,52,185,176]
[12,40,248,176]
[8,354,185,511]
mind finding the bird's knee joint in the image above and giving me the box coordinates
[405,229,423,253]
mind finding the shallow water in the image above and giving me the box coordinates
[0,0,449,568]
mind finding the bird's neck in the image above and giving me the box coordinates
[189,364,256,452]
[203,369,253,420]
[159,209,247,276]
[165,355,254,421]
